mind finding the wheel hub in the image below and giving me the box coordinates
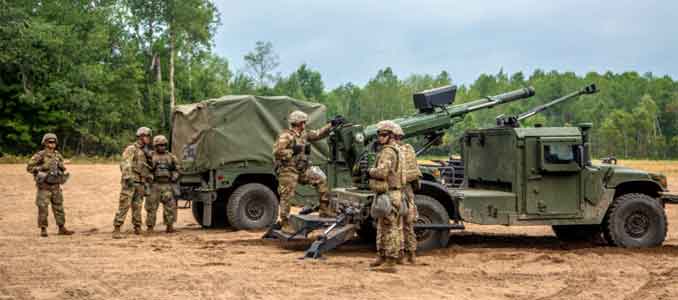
[414,215,434,241]
[625,211,650,238]
[245,200,265,220]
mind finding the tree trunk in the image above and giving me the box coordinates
[156,55,164,129]
[169,28,176,118]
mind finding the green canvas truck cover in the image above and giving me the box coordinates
[172,95,329,172]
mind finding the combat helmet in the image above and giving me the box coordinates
[136,126,152,137]
[376,120,399,135]
[153,135,168,146]
[288,110,308,125]
[41,133,58,145]
[393,123,404,137]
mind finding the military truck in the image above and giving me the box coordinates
[174,86,537,230]
[171,96,344,229]
[267,84,678,258]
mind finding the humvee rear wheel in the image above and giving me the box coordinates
[604,193,667,248]
[227,183,278,230]
[551,225,602,242]
[415,194,450,251]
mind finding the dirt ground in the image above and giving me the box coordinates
[2,164,678,300]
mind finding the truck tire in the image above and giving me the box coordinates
[191,201,228,228]
[604,193,667,248]
[227,183,278,230]
[415,194,450,251]
[551,225,602,242]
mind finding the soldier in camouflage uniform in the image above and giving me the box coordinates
[393,124,422,264]
[368,120,405,268]
[273,111,344,231]
[113,127,153,238]
[145,135,180,233]
[26,133,74,237]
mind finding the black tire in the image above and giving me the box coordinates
[551,225,602,242]
[226,183,278,230]
[604,193,667,248]
[415,194,450,251]
[191,200,228,228]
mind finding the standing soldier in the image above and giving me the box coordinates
[393,124,422,264]
[113,127,153,238]
[146,135,180,234]
[26,133,74,237]
[368,120,405,268]
[273,111,344,231]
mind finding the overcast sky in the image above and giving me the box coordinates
[213,0,677,89]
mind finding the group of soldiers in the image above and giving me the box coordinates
[27,128,180,238]
[273,111,421,269]
[28,111,419,269]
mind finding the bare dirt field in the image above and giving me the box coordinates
[2,163,678,300]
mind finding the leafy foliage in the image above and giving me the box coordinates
[1,1,677,159]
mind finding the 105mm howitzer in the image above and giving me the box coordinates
[272,86,632,258]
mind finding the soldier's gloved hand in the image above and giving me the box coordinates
[330,115,346,127]
[292,144,304,155]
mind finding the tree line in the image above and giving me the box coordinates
[1,1,677,159]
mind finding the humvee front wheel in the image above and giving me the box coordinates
[604,193,667,248]
[415,194,450,251]
[227,183,278,230]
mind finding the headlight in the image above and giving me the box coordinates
[354,132,365,144]
[651,174,668,189]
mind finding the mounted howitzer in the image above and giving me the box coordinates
[265,85,539,258]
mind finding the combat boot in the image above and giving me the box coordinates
[112,226,122,239]
[369,255,386,267]
[406,251,416,265]
[382,258,398,272]
[133,226,141,235]
[40,227,48,237]
[396,250,406,265]
[166,224,176,233]
[147,226,154,233]
[58,225,74,235]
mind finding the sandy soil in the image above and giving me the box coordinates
[1,164,678,300]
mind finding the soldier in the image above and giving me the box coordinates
[393,124,422,264]
[145,135,180,234]
[113,127,153,238]
[367,120,405,268]
[26,133,74,237]
[273,111,344,231]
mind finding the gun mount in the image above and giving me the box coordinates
[328,86,536,184]
[496,83,598,128]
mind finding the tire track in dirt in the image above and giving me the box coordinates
[623,267,678,300]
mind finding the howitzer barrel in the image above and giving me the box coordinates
[363,86,535,139]
[516,84,597,121]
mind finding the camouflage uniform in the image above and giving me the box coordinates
[273,111,332,226]
[113,130,152,231]
[27,148,67,230]
[369,121,406,262]
[400,142,422,253]
[145,135,180,231]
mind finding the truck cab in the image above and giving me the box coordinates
[457,124,674,247]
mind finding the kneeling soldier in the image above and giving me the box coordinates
[146,135,180,233]
[27,133,74,237]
